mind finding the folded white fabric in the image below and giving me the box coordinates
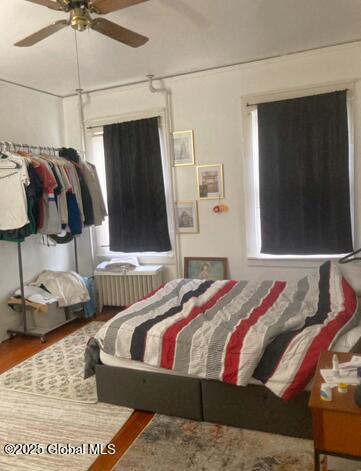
[96,256,139,273]
[108,256,139,267]
[14,285,59,305]
[31,270,90,307]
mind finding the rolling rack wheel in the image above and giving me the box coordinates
[40,336,47,344]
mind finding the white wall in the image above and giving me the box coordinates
[0,82,75,341]
[62,42,361,283]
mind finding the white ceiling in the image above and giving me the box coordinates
[2,0,361,97]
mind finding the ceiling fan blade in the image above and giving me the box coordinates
[91,18,148,47]
[25,0,64,10]
[15,20,69,47]
[89,0,149,14]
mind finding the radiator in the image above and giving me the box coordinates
[94,265,164,312]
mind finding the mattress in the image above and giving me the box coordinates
[100,350,266,387]
[100,350,312,390]
[99,325,361,392]
[100,351,197,377]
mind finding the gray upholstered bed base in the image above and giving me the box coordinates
[95,364,312,439]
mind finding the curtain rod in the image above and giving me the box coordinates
[0,141,85,154]
[245,88,350,107]
[86,114,162,130]
[87,125,104,130]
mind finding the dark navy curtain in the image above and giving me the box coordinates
[257,91,353,255]
[103,117,171,252]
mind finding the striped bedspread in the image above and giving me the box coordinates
[94,261,359,400]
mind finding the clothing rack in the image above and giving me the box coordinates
[7,240,80,343]
[0,140,85,156]
[2,140,83,343]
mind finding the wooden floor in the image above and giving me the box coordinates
[0,310,154,471]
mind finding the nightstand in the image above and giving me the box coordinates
[309,351,361,471]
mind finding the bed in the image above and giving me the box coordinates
[87,261,361,439]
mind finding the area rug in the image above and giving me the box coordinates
[0,322,102,403]
[0,389,133,471]
[116,415,314,471]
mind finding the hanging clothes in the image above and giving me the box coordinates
[0,159,43,242]
[80,161,107,226]
[0,146,106,241]
[31,156,57,231]
[66,192,83,235]
[27,164,43,235]
[52,163,68,226]
[60,147,97,226]
[0,153,29,231]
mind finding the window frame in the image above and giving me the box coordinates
[85,108,176,265]
[241,81,356,262]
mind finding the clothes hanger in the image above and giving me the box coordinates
[339,248,361,264]
[46,146,62,166]
[0,142,21,169]
[20,144,42,168]
[53,147,64,163]
[0,141,7,158]
[39,146,54,163]
[18,143,31,155]
[0,141,10,157]
[16,144,33,165]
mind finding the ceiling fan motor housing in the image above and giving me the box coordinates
[69,2,92,31]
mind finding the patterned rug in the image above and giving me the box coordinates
[0,322,102,403]
[117,415,314,471]
[0,389,132,471]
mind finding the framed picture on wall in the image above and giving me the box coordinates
[175,201,199,234]
[196,164,224,199]
[173,130,195,166]
[184,257,228,280]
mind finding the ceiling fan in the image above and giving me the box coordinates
[15,0,150,48]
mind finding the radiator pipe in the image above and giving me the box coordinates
[147,75,182,278]
[74,31,87,159]
[76,88,87,158]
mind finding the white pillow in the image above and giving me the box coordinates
[340,261,361,296]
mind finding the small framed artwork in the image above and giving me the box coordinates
[196,164,224,199]
[173,130,195,166]
[175,201,199,234]
[184,257,228,280]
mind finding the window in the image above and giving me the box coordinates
[244,85,354,259]
[88,112,174,259]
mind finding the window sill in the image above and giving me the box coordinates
[247,254,344,268]
[248,254,345,261]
